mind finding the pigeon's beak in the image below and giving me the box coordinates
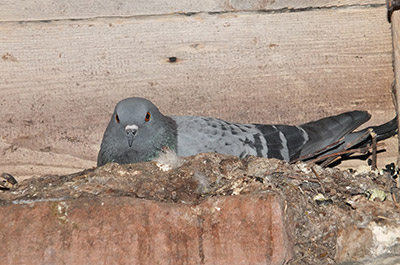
[125,124,138,147]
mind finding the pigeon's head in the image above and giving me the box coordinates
[111,97,164,148]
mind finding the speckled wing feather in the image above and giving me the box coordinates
[174,111,371,162]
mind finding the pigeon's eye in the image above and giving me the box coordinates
[115,114,120,123]
[145,112,151,122]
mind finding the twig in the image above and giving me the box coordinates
[316,142,385,167]
[310,166,325,194]
[308,146,370,165]
[287,174,320,183]
[369,128,377,171]
[319,156,341,168]
[294,137,344,162]
[391,191,398,203]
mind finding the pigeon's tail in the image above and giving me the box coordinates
[370,116,398,141]
[343,116,398,149]
[297,111,371,159]
[298,115,398,162]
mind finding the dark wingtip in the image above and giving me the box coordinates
[352,110,371,122]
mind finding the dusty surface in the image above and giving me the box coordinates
[1,153,400,264]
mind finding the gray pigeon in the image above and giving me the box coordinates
[97,97,397,166]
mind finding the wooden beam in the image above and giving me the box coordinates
[390,10,400,165]
[0,0,385,22]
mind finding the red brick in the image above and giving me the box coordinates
[0,194,292,265]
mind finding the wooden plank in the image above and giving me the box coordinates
[0,0,384,22]
[390,11,400,164]
[0,6,395,177]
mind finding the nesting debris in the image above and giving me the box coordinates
[313,193,334,206]
[366,188,387,202]
[0,153,399,264]
[0,173,18,190]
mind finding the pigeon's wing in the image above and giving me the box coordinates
[250,123,309,161]
[250,111,371,161]
[173,111,371,161]
[174,116,265,158]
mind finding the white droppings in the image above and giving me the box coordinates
[56,201,69,223]
[11,197,70,205]
[370,222,400,256]
[296,163,311,174]
[193,172,210,193]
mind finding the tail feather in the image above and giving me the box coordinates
[300,115,398,162]
[298,111,371,158]
[342,116,398,149]
[369,116,398,141]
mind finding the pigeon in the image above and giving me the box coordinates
[97,97,398,166]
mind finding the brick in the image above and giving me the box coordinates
[0,194,292,265]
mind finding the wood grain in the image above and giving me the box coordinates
[0,0,384,21]
[390,11,400,164]
[0,6,395,177]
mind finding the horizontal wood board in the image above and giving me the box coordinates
[0,4,395,177]
[0,0,385,21]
